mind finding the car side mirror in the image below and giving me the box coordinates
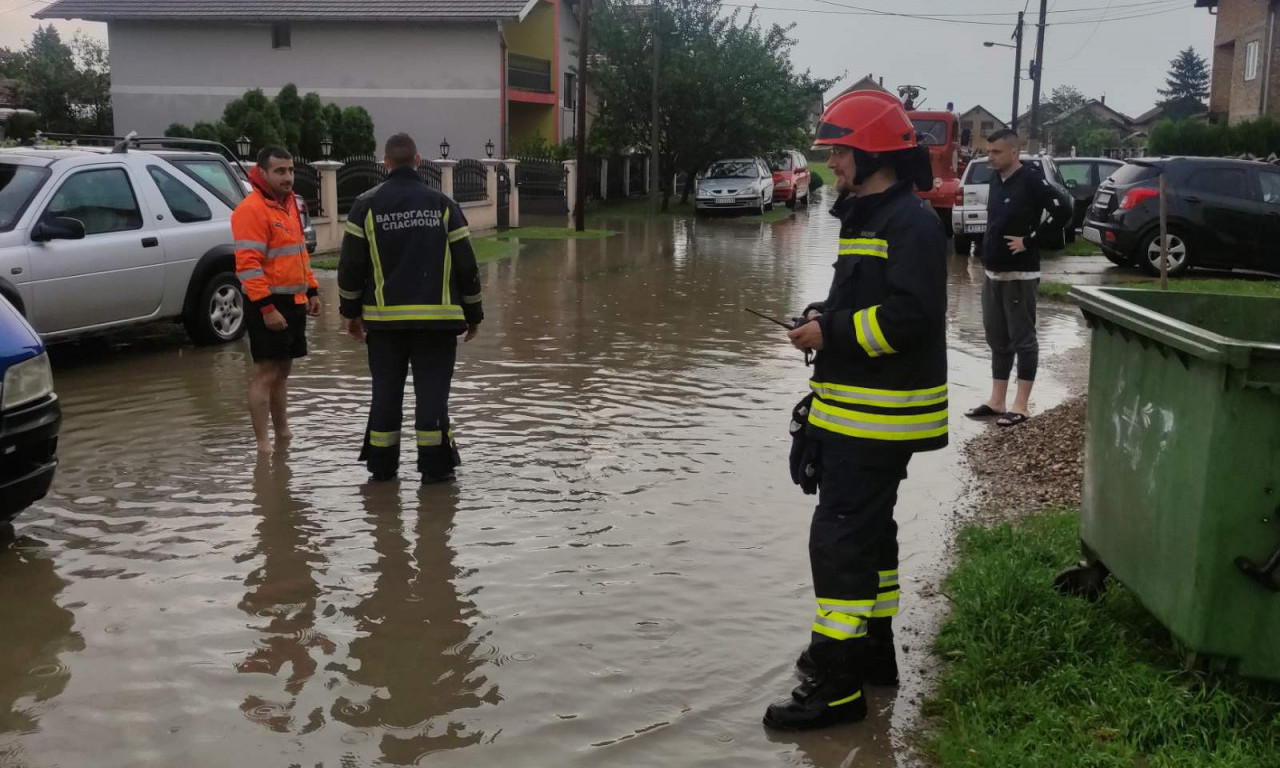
[32,216,87,243]
[1064,179,1078,190]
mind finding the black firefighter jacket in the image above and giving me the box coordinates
[803,181,950,453]
[337,166,483,332]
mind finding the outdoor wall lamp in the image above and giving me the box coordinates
[440,138,451,159]
[485,139,495,158]
[320,133,333,160]
[236,135,251,159]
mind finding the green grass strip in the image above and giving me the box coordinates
[926,510,1280,768]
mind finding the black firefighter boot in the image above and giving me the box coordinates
[765,641,867,731]
[795,618,898,686]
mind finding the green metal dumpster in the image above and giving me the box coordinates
[1064,286,1280,682]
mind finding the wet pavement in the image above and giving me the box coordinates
[1,191,1089,768]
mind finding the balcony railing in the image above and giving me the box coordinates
[509,53,553,93]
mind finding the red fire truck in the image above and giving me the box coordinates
[900,86,962,237]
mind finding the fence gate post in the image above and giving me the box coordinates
[643,156,651,194]
[600,158,609,201]
[439,159,458,198]
[313,160,343,252]
[623,155,632,198]
[504,159,521,228]
[481,158,502,230]
[563,159,578,228]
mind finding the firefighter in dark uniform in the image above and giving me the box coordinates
[764,91,949,731]
[337,133,484,484]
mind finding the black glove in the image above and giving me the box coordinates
[789,394,821,495]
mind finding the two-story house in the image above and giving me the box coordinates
[35,0,585,158]
[1196,0,1280,124]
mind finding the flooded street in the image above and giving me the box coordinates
[1,190,1087,768]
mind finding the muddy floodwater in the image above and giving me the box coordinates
[1,192,1087,768]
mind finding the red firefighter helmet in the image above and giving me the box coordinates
[814,90,918,154]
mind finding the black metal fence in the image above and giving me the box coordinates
[336,157,387,215]
[417,160,442,190]
[455,159,487,203]
[516,156,567,214]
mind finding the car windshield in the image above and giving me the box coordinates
[0,164,50,231]
[768,154,793,171]
[707,162,758,179]
[965,161,994,185]
[911,119,949,146]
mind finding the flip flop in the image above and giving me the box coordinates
[997,412,1030,427]
[965,404,1001,419]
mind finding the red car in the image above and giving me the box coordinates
[769,150,813,208]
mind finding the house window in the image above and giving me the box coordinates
[1246,40,1260,81]
[563,72,577,110]
[981,120,995,134]
[272,22,291,50]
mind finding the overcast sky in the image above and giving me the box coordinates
[3,0,1215,121]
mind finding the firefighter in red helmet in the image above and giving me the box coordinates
[764,90,949,731]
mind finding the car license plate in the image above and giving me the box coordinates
[1083,226,1102,245]
[715,197,733,205]
[964,224,986,234]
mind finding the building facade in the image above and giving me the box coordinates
[36,0,582,158]
[1197,0,1280,124]
[957,105,1008,151]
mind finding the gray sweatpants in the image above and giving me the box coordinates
[982,276,1039,382]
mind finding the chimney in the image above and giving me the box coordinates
[879,76,884,86]
[1101,94,1107,105]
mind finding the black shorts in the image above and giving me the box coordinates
[246,297,308,362]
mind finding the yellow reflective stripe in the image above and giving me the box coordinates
[810,381,947,408]
[462,293,482,305]
[369,430,399,448]
[442,207,452,307]
[365,210,385,307]
[871,589,901,618]
[363,304,466,322]
[344,221,366,239]
[853,306,895,357]
[448,225,470,243]
[878,569,900,587]
[838,237,889,258]
[816,598,875,615]
[813,608,869,641]
[417,430,443,446]
[829,691,864,707]
[808,398,948,442]
[867,306,896,355]
[338,288,363,300]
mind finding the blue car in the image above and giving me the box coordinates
[0,295,59,523]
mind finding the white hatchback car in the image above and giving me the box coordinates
[952,154,1072,255]
[0,138,252,344]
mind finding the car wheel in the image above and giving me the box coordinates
[954,235,970,256]
[786,197,796,209]
[1066,227,1077,244]
[940,212,954,239]
[1140,229,1191,277]
[185,271,246,345]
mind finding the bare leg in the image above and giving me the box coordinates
[986,378,1010,413]
[1009,378,1034,417]
[271,359,293,441]
[249,362,279,454]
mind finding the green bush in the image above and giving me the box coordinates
[1148,116,1280,157]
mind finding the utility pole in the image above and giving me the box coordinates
[1011,11,1024,133]
[1028,0,1048,152]
[651,0,661,212]
[574,0,590,231]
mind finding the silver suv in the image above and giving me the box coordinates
[952,154,1072,255]
[0,139,251,345]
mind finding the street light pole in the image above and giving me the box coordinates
[651,0,661,213]
[1012,11,1024,133]
[1028,0,1048,152]
[575,0,590,231]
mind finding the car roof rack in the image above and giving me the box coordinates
[25,131,240,164]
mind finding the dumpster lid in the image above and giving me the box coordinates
[1071,286,1280,389]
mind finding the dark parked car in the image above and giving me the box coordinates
[1083,157,1280,276]
[0,295,59,523]
[1056,157,1123,229]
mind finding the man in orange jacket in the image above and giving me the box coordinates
[232,146,321,455]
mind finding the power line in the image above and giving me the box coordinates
[809,0,1179,19]
[1060,0,1115,61]
[726,2,1189,27]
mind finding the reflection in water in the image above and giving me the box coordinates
[0,534,84,765]
[3,189,1087,767]
[334,483,495,764]
[237,454,332,734]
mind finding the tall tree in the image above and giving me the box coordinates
[273,84,304,154]
[23,25,77,133]
[221,88,286,153]
[70,34,111,134]
[591,0,831,207]
[1158,46,1210,120]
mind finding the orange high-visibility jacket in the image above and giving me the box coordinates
[231,170,318,313]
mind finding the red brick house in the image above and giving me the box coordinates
[1196,0,1280,123]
